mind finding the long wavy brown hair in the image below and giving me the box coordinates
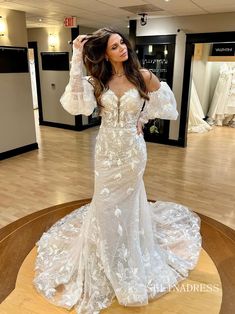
[82,27,149,108]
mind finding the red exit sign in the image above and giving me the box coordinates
[64,16,77,28]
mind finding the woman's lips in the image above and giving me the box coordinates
[120,51,127,57]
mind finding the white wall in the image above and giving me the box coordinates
[80,26,97,35]
[0,75,36,152]
[137,12,235,36]
[27,27,74,126]
[136,12,235,141]
[0,8,27,46]
[191,44,211,115]
[169,30,186,140]
[0,8,36,154]
[27,25,96,126]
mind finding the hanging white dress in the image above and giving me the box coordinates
[33,46,202,314]
[226,70,235,114]
[188,79,212,133]
[207,63,235,125]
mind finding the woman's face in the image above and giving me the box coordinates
[105,34,128,63]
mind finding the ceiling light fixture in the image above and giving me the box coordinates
[164,45,168,56]
[48,33,58,48]
[138,13,148,26]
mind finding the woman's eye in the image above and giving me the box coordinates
[111,46,117,50]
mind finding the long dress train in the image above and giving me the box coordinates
[188,79,212,133]
[33,46,202,314]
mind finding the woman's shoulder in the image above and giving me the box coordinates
[139,68,152,79]
[139,68,161,92]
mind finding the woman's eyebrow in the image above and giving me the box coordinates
[110,42,118,46]
[110,39,123,47]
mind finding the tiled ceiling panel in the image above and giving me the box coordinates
[100,0,146,7]
[0,0,235,31]
[193,0,235,13]
[146,0,207,15]
[120,4,163,14]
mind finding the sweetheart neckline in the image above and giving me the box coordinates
[104,88,139,101]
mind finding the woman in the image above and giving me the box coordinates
[34,28,202,314]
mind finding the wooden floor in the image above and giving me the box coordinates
[0,112,234,230]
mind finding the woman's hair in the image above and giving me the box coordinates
[82,27,149,108]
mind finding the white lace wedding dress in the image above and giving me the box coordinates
[188,79,212,133]
[207,63,235,126]
[33,47,202,314]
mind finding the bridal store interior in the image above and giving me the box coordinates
[188,42,235,135]
[1,3,235,312]
[1,39,235,314]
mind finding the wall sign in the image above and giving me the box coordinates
[0,46,28,73]
[212,43,235,56]
[41,52,69,71]
[64,16,77,28]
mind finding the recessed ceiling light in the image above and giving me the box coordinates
[38,18,42,22]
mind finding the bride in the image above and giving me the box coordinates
[33,28,202,314]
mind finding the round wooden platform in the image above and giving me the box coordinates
[0,199,234,313]
[0,247,222,314]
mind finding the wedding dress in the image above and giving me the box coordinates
[207,63,235,126]
[33,46,202,314]
[188,79,212,133]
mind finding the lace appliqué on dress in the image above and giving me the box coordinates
[139,82,178,124]
[60,47,97,116]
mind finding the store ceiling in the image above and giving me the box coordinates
[1,0,235,33]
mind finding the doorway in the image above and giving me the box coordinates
[28,47,39,129]
[180,32,235,146]
[28,42,43,126]
[188,43,235,136]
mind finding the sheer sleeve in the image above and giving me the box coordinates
[139,82,178,124]
[60,46,97,116]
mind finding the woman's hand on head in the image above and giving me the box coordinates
[73,35,88,50]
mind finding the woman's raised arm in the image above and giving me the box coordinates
[60,35,97,116]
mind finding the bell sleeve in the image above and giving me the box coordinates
[138,82,178,124]
[60,46,97,116]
